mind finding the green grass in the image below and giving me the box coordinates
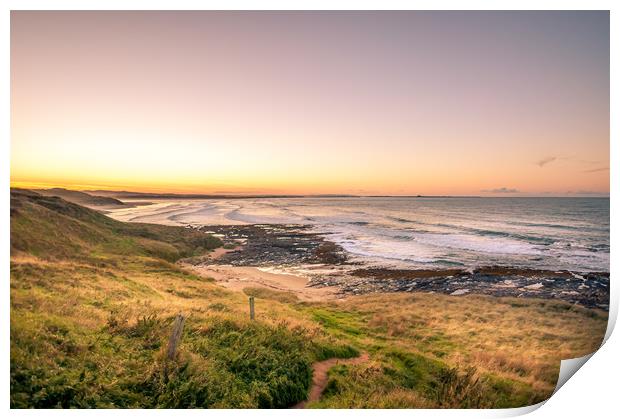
[309,308,365,337]
[9,188,608,408]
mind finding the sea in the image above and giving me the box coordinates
[107,197,610,273]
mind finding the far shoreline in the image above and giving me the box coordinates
[16,186,607,200]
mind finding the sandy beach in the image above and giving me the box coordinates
[186,264,340,301]
[182,246,341,301]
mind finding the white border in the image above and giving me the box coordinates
[2,2,616,418]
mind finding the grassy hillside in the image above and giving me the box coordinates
[33,188,127,207]
[11,188,221,262]
[10,189,608,408]
[10,189,355,408]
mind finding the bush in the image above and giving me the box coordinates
[140,357,253,408]
[434,366,488,408]
[192,319,313,407]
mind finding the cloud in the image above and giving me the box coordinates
[582,166,609,173]
[536,156,557,167]
[482,187,520,193]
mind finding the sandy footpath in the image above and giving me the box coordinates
[293,352,370,408]
[182,247,341,301]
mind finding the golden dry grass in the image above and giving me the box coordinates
[9,189,609,408]
[308,292,606,401]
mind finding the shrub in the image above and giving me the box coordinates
[434,366,488,408]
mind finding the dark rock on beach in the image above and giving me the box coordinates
[188,224,609,311]
[193,224,348,267]
[312,267,609,310]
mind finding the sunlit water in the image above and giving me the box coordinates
[107,197,609,272]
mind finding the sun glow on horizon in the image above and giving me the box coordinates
[11,11,609,197]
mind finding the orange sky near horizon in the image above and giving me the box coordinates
[10,11,610,196]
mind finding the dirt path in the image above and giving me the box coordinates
[293,352,369,408]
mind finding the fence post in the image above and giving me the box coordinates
[166,314,185,360]
[249,296,255,320]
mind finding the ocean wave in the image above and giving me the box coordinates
[505,220,608,233]
[106,197,609,272]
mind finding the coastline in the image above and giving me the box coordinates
[182,223,610,310]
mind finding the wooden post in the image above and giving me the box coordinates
[166,314,185,360]
[249,296,255,320]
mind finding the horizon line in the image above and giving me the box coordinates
[12,186,610,199]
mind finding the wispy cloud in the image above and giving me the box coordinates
[482,187,519,193]
[582,166,609,173]
[536,156,557,167]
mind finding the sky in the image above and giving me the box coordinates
[10,11,609,196]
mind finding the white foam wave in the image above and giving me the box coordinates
[105,197,609,272]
